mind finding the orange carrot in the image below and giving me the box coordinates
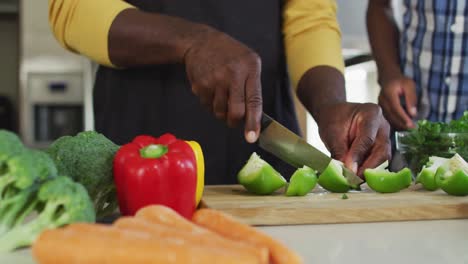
[135,205,269,263]
[135,205,200,232]
[114,217,269,264]
[193,208,303,264]
[33,223,260,264]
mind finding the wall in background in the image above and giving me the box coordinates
[336,0,369,49]
[21,0,81,60]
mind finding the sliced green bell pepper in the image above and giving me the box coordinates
[416,156,448,191]
[364,161,412,193]
[238,152,286,195]
[435,154,468,196]
[285,166,317,196]
[318,159,353,193]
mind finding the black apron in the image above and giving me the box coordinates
[94,0,300,184]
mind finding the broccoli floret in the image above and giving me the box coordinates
[0,176,95,252]
[0,150,57,235]
[45,131,119,218]
[0,150,57,199]
[0,130,24,167]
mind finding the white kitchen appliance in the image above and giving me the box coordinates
[19,57,93,148]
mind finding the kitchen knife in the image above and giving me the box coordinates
[258,113,364,187]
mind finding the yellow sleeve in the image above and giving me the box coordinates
[283,0,345,89]
[49,0,135,67]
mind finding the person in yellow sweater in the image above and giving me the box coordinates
[49,0,391,184]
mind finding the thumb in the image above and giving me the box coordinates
[403,79,418,117]
[344,117,379,173]
[244,73,263,143]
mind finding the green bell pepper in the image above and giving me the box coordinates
[318,159,353,193]
[285,166,317,196]
[416,156,448,191]
[435,154,468,196]
[238,152,286,195]
[364,161,412,193]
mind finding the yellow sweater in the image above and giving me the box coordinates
[49,0,344,88]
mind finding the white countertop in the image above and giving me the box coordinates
[1,219,467,264]
[261,219,468,264]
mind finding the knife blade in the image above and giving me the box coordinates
[258,113,364,187]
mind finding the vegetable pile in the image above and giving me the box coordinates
[398,111,468,174]
[32,205,303,264]
[238,152,468,196]
[237,152,350,196]
[0,130,95,252]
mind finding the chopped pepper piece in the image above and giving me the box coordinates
[285,166,317,196]
[435,154,468,196]
[318,159,352,193]
[364,161,412,193]
[238,152,286,195]
[416,156,448,191]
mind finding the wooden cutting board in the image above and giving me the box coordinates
[201,184,468,226]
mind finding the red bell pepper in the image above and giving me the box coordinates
[113,133,204,218]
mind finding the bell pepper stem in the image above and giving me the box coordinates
[140,144,168,159]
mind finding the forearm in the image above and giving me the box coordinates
[283,0,344,89]
[109,9,213,67]
[366,0,402,85]
[296,66,346,122]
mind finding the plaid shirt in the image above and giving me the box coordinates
[400,0,468,122]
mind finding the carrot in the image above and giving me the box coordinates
[114,217,269,264]
[135,205,200,232]
[193,208,303,264]
[33,223,260,264]
[135,206,269,263]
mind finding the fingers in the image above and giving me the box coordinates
[379,92,414,130]
[357,119,392,176]
[325,132,349,162]
[185,31,263,144]
[213,86,228,121]
[344,106,381,173]
[402,79,418,117]
[192,80,214,111]
[227,80,246,128]
[243,63,262,143]
[379,79,416,130]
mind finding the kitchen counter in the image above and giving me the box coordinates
[2,219,467,264]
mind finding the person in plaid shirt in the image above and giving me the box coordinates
[367,0,468,131]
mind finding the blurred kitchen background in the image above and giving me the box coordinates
[0,0,400,151]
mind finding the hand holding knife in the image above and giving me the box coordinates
[257,113,364,187]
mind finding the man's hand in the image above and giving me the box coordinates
[296,67,391,176]
[316,102,392,176]
[378,76,417,131]
[108,10,262,143]
[184,28,263,143]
